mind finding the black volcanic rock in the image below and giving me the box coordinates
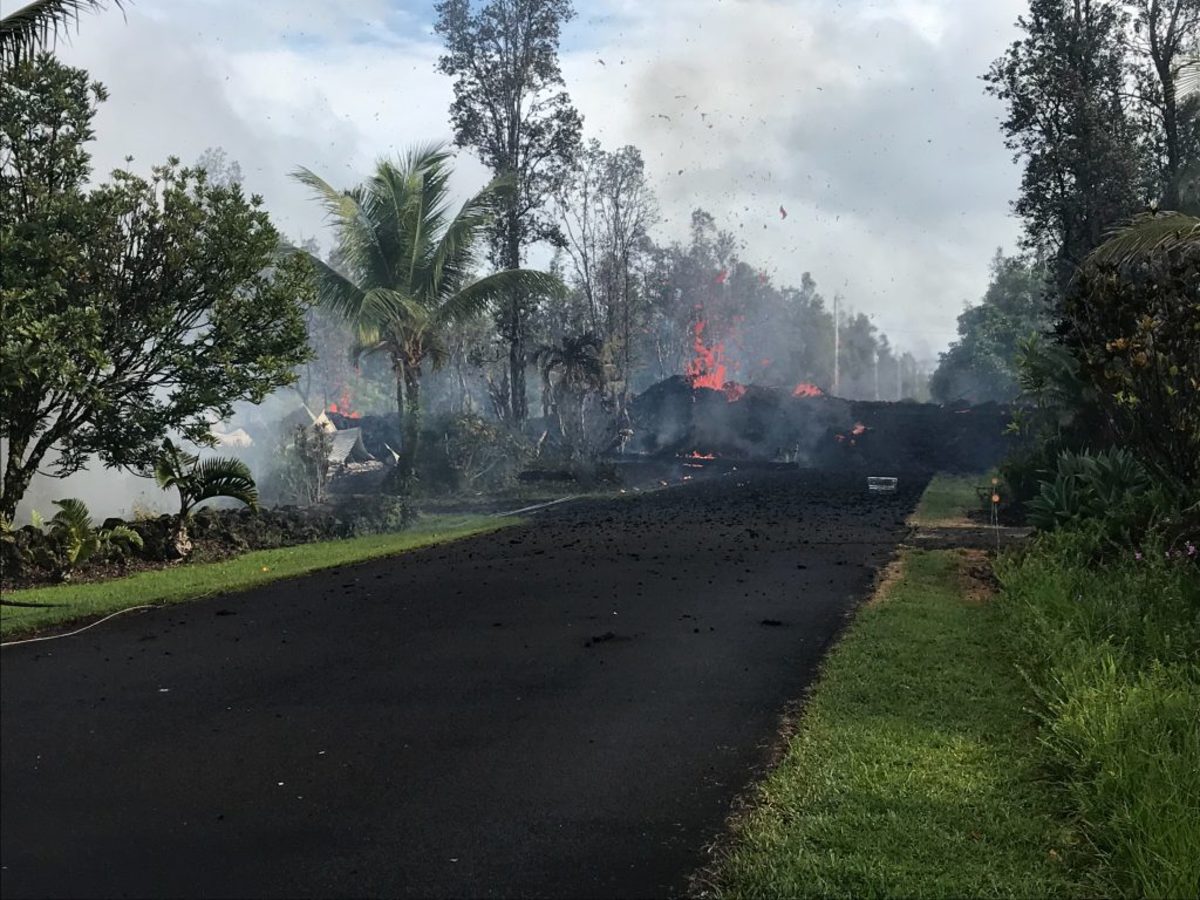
[626,376,1012,472]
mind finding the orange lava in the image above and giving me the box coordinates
[792,382,824,398]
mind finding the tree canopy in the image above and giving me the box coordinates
[930,253,1051,404]
[0,55,313,519]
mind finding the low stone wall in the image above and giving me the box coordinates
[2,494,414,587]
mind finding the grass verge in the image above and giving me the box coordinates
[1,514,516,639]
[708,549,1078,898]
[996,531,1200,897]
[911,472,991,525]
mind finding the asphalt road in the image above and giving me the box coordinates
[1,469,925,899]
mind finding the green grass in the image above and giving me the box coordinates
[710,549,1079,899]
[1,514,516,638]
[996,531,1200,898]
[911,472,992,525]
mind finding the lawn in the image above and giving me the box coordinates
[708,549,1079,898]
[1,514,516,639]
[910,472,992,525]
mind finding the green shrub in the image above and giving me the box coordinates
[419,412,530,493]
[997,532,1200,897]
[1026,449,1198,557]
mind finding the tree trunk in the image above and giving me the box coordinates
[509,329,527,425]
[398,364,421,484]
[0,442,31,523]
[392,356,407,460]
[504,207,528,425]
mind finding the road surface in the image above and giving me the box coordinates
[1,469,925,898]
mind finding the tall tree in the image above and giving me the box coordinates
[293,145,563,488]
[193,146,244,190]
[986,0,1142,297]
[1126,0,1200,208]
[434,0,583,425]
[554,140,656,411]
[930,252,1052,403]
[0,55,313,521]
[533,332,605,459]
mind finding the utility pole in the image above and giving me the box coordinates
[833,292,841,396]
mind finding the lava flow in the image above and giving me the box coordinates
[686,318,746,402]
[834,422,869,445]
[328,389,362,419]
[792,382,824,398]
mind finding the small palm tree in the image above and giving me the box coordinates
[292,145,563,490]
[534,333,606,458]
[39,498,142,581]
[154,439,258,559]
[0,0,122,66]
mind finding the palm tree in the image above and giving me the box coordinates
[292,145,563,489]
[155,439,259,559]
[1087,210,1199,268]
[0,0,121,66]
[534,333,606,458]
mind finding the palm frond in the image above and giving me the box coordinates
[190,457,259,509]
[1087,212,1200,268]
[50,497,92,532]
[153,438,195,489]
[104,524,143,550]
[1180,53,1200,99]
[292,167,393,288]
[303,248,370,320]
[0,0,122,65]
[427,175,510,297]
[360,286,427,329]
[435,269,566,326]
[349,334,389,367]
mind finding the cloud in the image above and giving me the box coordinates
[53,0,1029,360]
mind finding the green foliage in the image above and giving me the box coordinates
[425,412,530,491]
[0,55,313,520]
[1027,448,1153,533]
[292,145,564,483]
[1000,333,1108,506]
[264,424,333,507]
[0,0,121,66]
[434,0,583,421]
[154,439,259,518]
[930,252,1051,403]
[534,332,606,458]
[984,0,1141,295]
[1062,214,1200,487]
[36,497,142,578]
[996,532,1200,898]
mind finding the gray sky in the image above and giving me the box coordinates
[55,0,1029,362]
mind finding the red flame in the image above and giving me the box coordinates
[851,422,867,435]
[328,389,362,420]
[687,319,729,391]
[714,269,729,285]
[686,451,716,459]
[792,382,824,398]
[686,319,748,402]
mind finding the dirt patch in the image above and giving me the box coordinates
[906,524,1031,552]
[865,553,909,608]
[956,548,999,606]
